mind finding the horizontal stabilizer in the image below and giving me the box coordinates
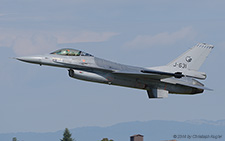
[161,78,213,91]
[179,83,213,91]
[147,89,168,99]
[148,66,207,80]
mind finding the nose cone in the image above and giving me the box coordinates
[16,56,43,65]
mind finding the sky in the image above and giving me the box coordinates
[0,0,225,133]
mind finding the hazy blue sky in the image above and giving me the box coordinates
[1,0,225,133]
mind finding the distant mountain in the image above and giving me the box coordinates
[1,120,224,141]
[186,119,225,126]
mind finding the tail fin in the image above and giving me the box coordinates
[167,43,214,71]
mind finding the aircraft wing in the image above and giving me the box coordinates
[56,61,179,79]
[113,70,175,80]
[57,61,191,80]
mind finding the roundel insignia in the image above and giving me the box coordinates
[185,56,192,63]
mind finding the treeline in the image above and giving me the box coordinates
[12,128,114,141]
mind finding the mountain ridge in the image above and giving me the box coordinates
[1,119,224,141]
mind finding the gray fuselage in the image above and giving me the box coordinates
[17,53,203,95]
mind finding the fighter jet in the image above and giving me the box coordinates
[16,43,214,99]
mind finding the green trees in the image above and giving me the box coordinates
[12,137,17,141]
[101,138,114,141]
[60,128,114,141]
[61,128,75,141]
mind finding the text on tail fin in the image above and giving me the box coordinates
[167,43,214,71]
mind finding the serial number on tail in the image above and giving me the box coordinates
[173,62,187,68]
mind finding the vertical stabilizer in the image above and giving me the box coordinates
[167,43,214,71]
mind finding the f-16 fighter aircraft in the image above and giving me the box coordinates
[16,43,214,99]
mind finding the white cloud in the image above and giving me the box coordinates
[0,29,119,56]
[13,33,58,56]
[0,29,58,55]
[0,13,15,17]
[125,27,197,48]
[0,34,16,48]
[56,31,119,44]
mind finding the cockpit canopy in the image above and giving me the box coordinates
[50,48,93,57]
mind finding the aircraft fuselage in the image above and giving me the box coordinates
[16,43,213,99]
[17,54,203,96]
